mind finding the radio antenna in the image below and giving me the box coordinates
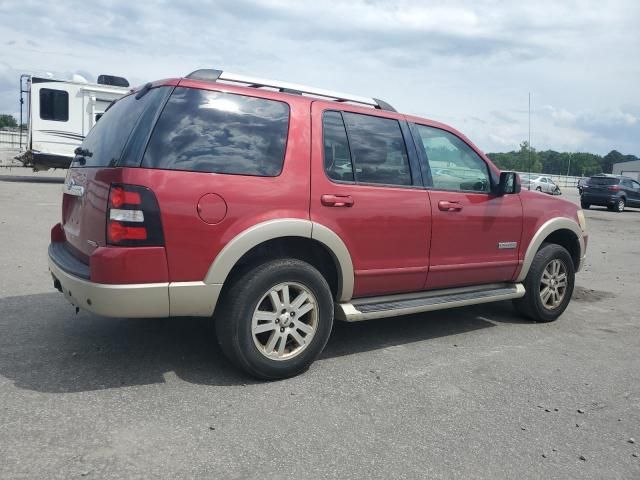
[528,92,531,187]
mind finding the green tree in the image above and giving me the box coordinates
[487,141,541,172]
[602,150,623,174]
[0,114,18,129]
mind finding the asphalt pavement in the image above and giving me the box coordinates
[0,169,638,479]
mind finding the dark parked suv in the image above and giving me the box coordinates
[580,174,640,212]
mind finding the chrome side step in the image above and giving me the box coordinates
[336,283,526,322]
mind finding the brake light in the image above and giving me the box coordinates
[608,185,620,191]
[107,184,164,246]
[110,186,142,208]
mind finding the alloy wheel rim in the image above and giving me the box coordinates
[251,282,318,361]
[539,259,568,310]
[618,199,625,211]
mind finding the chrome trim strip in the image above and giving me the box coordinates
[336,284,526,322]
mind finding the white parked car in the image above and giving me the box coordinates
[520,175,561,195]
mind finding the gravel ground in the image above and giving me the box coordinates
[0,169,638,479]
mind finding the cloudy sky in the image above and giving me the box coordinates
[0,0,638,154]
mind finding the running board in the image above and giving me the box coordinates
[336,283,526,322]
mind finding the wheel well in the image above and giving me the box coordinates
[542,229,580,269]
[223,237,341,300]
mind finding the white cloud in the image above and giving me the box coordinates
[0,0,638,155]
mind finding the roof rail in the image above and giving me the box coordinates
[185,69,396,112]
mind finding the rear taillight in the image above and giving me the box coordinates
[608,185,621,191]
[107,184,164,246]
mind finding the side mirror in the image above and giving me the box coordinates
[496,171,520,196]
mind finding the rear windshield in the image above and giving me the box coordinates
[72,86,171,168]
[587,177,619,186]
[141,87,290,176]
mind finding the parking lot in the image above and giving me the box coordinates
[0,168,638,479]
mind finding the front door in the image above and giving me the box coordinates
[410,123,523,290]
[310,103,431,298]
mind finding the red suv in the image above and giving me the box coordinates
[49,69,588,379]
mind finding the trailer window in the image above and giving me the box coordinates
[39,89,69,122]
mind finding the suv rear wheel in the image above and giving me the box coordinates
[215,259,334,379]
[513,243,575,322]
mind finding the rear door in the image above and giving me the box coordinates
[410,123,523,290]
[310,103,431,298]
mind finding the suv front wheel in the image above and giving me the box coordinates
[513,243,575,322]
[215,259,334,379]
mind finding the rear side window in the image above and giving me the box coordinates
[39,88,69,122]
[73,86,171,168]
[588,177,619,186]
[142,88,289,176]
[323,111,354,182]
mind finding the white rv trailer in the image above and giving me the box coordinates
[16,74,130,170]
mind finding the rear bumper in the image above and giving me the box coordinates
[581,193,618,205]
[48,249,222,318]
[49,255,171,317]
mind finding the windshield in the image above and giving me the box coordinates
[72,86,171,168]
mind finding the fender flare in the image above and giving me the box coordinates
[203,218,354,302]
[516,217,585,282]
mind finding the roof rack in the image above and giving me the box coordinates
[185,69,396,112]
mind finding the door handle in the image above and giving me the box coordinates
[438,200,463,212]
[321,194,354,207]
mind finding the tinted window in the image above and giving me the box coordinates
[621,179,633,188]
[587,177,619,186]
[342,112,411,186]
[323,111,354,182]
[414,124,490,192]
[40,88,69,122]
[142,88,289,176]
[73,86,171,168]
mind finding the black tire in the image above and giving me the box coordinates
[580,201,590,209]
[536,186,542,192]
[513,243,575,322]
[616,197,625,212]
[215,259,334,380]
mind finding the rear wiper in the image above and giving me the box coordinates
[74,147,93,157]
[73,147,93,166]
